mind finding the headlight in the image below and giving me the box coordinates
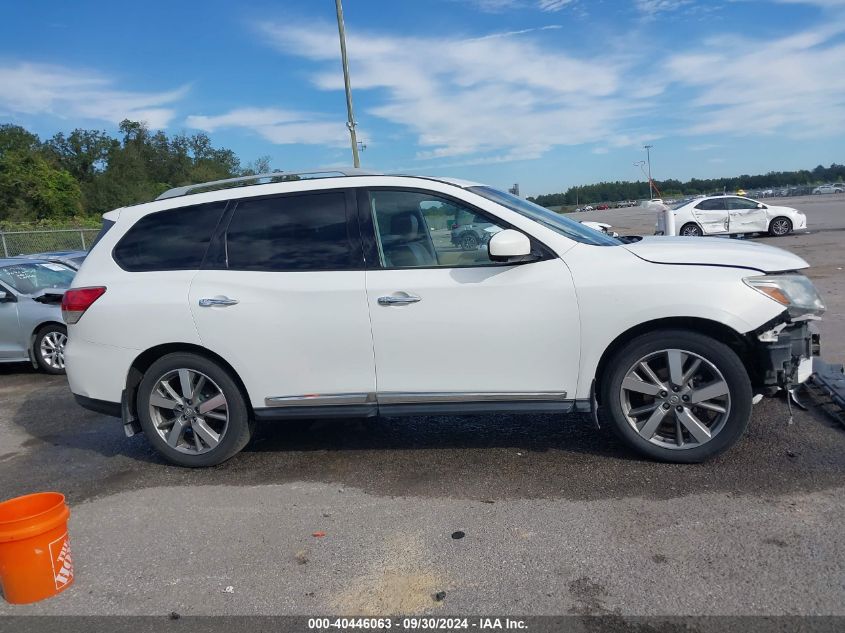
[744,273,825,318]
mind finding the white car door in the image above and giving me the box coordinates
[691,198,729,234]
[727,197,769,233]
[189,190,376,410]
[360,188,580,407]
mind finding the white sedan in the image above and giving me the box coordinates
[665,195,807,237]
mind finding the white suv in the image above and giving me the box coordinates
[63,170,824,467]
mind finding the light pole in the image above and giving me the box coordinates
[335,0,360,168]
[643,145,654,199]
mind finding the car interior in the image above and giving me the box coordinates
[371,192,503,268]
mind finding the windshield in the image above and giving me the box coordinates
[468,186,620,246]
[0,262,75,295]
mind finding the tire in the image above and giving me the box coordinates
[768,216,792,237]
[679,223,703,237]
[459,232,479,251]
[33,324,67,375]
[137,352,252,467]
[600,330,752,463]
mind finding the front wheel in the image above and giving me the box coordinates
[34,324,67,374]
[679,223,703,237]
[601,330,752,463]
[137,353,252,467]
[768,217,792,236]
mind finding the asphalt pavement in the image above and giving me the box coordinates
[1,362,844,615]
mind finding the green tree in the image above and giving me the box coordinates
[0,150,82,221]
[0,124,41,155]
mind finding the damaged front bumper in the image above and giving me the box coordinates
[752,315,820,393]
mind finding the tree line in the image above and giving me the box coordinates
[2,120,843,225]
[527,164,845,207]
[0,121,271,228]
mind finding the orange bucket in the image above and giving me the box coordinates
[0,492,73,604]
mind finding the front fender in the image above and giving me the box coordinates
[562,245,785,398]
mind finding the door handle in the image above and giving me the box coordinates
[199,297,239,307]
[378,293,421,306]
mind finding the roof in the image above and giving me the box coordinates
[154,169,485,202]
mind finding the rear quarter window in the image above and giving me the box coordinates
[113,202,227,272]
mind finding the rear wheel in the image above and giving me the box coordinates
[768,217,792,236]
[679,223,703,237]
[33,324,67,375]
[601,330,752,463]
[137,353,252,467]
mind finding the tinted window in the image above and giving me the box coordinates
[728,197,761,210]
[226,192,356,271]
[695,198,727,211]
[114,202,226,272]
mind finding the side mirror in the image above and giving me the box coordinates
[489,229,533,263]
[757,203,765,209]
[0,290,15,303]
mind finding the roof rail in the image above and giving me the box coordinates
[155,168,381,201]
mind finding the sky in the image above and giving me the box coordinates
[1,0,844,197]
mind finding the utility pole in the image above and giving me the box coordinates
[335,0,360,168]
[644,145,654,199]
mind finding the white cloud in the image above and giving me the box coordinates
[0,62,186,129]
[537,0,575,11]
[664,22,845,138]
[459,0,575,11]
[256,21,650,162]
[186,108,350,147]
[635,0,693,15]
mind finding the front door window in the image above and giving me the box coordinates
[368,190,508,268]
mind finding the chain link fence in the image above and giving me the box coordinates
[0,229,100,258]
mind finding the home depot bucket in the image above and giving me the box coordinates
[0,492,73,604]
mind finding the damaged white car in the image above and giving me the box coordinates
[662,195,807,237]
[65,172,824,466]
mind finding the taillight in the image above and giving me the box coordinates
[62,287,106,324]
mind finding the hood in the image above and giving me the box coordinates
[622,236,808,273]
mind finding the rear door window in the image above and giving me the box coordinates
[113,202,227,272]
[695,198,728,211]
[727,197,761,210]
[225,191,359,271]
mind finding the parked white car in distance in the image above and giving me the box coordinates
[812,184,844,194]
[64,170,824,467]
[664,195,807,237]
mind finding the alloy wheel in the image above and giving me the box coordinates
[148,369,229,455]
[619,349,731,450]
[39,331,67,370]
[771,219,790,235]
[680,225,702,237]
